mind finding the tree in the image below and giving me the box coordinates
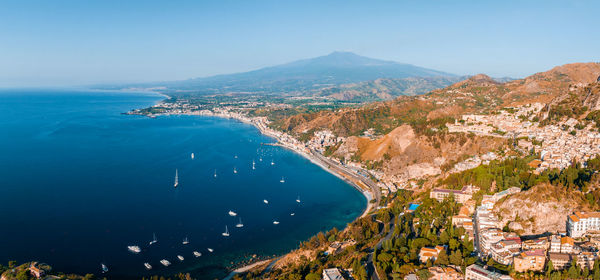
[416,269,431,280]
[305,273,320,280]
[449,250,463,266]
[435,250,449,266]
[545,260,554,276]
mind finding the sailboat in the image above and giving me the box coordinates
[214,169,217,178]
[193,251,202,257]
[149,233,157,245]
[233,167,237,174]
[101,263,108,273]
[252,160,256,170]
[207,248,214,253]
[182,237,189,245]
[271,159,275,166]
[236,218,244,228]
[174,169,179,188]
[144,263,152,270]
[191,153,195,160]
[222,226,230,237]
[280,177,285,183]
[259,157,262,162]
[296,196,301,203]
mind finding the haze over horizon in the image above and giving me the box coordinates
[1,0,599,87]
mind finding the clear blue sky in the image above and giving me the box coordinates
[1,0,598,87]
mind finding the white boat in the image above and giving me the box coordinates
[280,177,285,183]
[144,263,152,270]
[234,155,238,159]
[174,169,179,188]
[193,251,202,257]
[228,210,237,217]
[263,199,269,204]
[252,160,256,170]
[177,255,184,261]
[127,245,141,254]
[236,218,244,228]
[222,225,230,237]
[233,167,237,174]
[191,153,194,160]
[273,221,280,225]
[160,259,171,267]
[182,237,189,245]
[214,169,217,178]
[149,233,157,245]
[290,213,295,216]
[101,263,108,273]
[296,196,301,203]
[259,157,262,162]
[207,248,214,253]
[271,160,274,166]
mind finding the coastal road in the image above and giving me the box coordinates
[309,150,382,208]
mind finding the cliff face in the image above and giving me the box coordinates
[493,184,592,235]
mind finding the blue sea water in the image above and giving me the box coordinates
[0,89,366,279]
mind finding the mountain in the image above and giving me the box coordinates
[114,52,456,96]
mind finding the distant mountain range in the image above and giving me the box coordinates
[107,52,460,99]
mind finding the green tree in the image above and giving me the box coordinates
[305,272,320,280]
[435,250,449,266]
[449,250,462,266]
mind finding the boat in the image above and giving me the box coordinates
[280,177,285,183]
[228,210,237,217]
[296,196,301,203]
[177,255,184,261]
[236,218,244,228]
[193,251,202,257]
[290,213,295,216]
[127,245,141,254]
[101,263,108,273]
[252,160,256,170]
[182,237,189,245]
[259,157,262,162]
[270,160,274,166]
[214,169,217,178]
[273,221,280,225]
[207,248,214,253]
[234,155,238,159]
[149,233,157,245]
[222,225,230,237]
[263,199,269,204]
[144,263,152,270]
[160,259,171,267]
[191,153,195,160]
[233,167,237,174]
[174,169,179,188]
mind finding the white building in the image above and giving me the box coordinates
[322,268,345,280]
[567,212,600,238]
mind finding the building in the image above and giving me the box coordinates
[513,249,546,272]
[567,212,600,238]
[465,264,512,280]
[419,246,445,263]
[491,239,522,265]
[322,268,345,280]
[576,252,599,270]
[430,187,473,204]
[560,236,575,253]
[549,253,573,270]
[428,266,462,280]
[549,235,561,253]
[521,237,548,251]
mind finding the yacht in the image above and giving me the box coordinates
[191,153,195,160]
[270,160,275,166]
[149,233,157,245]
[127,245,141,254]
[290,213,295,216]
[280,177,285,183]
[222,226,230,237]
[214,169,217,178]
[236,218,244,228]
[193,251,202,257]
[259,157,262,162]
[252,160,256,170]
[101,263,108,273]
[182,237,189,245]
[233,167,237,174]
[273,221,280,225]
[228,210,237,217]
[263,199,269,204]
[234,155,238,159]
[144,263,152,270]
[160,259,171,267]
[296,196,301,203]
[174,169,179,188]
[177,255,184,261]
[207,248,214,253]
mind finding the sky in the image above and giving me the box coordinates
[0,0,598,87]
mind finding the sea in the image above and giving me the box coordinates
[0,89,366,279]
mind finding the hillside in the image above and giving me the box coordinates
[109,52,456,96]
